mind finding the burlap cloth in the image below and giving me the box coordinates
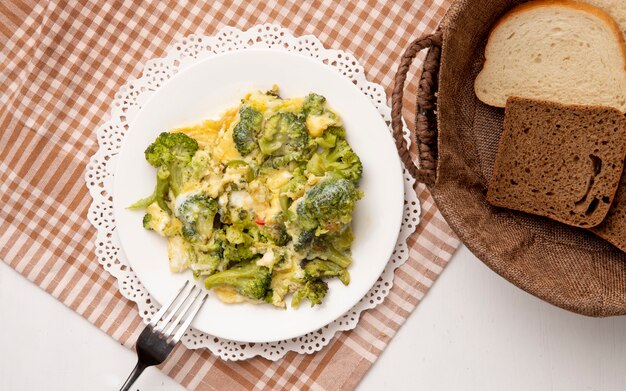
[0,1,460,390]
[392,0,626,318]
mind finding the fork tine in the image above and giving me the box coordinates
[163,286,202,337]
[155,282,194,333]
[149,280,189,328]
[172,291,209,343]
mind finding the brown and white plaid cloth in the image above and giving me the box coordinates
[0,1,459,390]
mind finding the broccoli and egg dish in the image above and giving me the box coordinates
[130,87,363,308]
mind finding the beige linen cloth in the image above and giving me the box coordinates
[0,1,459,389]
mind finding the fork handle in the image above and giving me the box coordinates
[119,361,149,391]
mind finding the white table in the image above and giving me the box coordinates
[1,246,625,391]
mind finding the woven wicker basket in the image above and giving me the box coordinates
[391,0,626,317]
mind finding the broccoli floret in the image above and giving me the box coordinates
[204,263,271,300]
[294,228,315,251]
[233,106,263,156]
[186,149,213,183]
[220,224,257,266]
[144,132,199,167]
[302,93,340,137]
[293,226,354,268]
[190,228,224,277]
[295,178,362,233]
[302,93,326,116]
[313,126,345,149]
[291,278,328,307]
[144,132,199,196]
[225,225,249,245]
[219,222,288,266]
[191,250,221,278]
[130,132,198,212]
[264,289,275,303]
[304,259,350,285]
[128,166,171,212]
[258,112,309,157]
[265,223,290,246]
[315,244,352,268]
[142,213,153,229]
[176,194,218,242]
[222,244,256,265]
[297,234,353,268]
[306,139,363,182]
[280,167,308,203]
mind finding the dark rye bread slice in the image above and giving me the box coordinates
[591,175,626,251]
[487,97,626,228]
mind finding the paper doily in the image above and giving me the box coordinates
[85,24,420,361]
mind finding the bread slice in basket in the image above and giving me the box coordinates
[591,177,626,251]
[584,0,625,39]
[474,0,626,112]
[487,97,626,228]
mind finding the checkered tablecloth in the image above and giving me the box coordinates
[0,1,459,389]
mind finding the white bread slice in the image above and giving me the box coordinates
[474,0,626,112]
[583,0,625,38]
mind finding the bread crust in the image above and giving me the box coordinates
[475,0,626,107]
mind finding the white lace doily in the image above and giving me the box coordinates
[85,24,420,361]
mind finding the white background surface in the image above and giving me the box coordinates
[1,245,626,391]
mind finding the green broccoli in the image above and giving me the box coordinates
[128,166,171,212]
[129,132,199,212]
[293,228,315,251]
[219,222,289,266]
[189,227,225,278]
[264,223,290,246]
[233,106,263,156]
[219,224,257,266]
[291,278,328,307]
[222,244,256,265]
[301,93,340,137]
[313,126,345,149]
[306,139,363,182]
[263,289,275,304]
[304,259,350,285]
[145,132,199,195]
[258,112,309,157]
[142,213,153,230]
[299,234,353,268]
[204,263,271,300]
[280,167,308,206]
[176,194,218,242]
[191,250,221,278]
[262,152,312,169]
[185,150,213,183]
[295,178,362,233]
[293,225,354,268]
[225,225,249,245]
[302,93,326,116]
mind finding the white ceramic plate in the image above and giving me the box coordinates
[114,49,404,343]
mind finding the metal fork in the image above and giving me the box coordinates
[119,281,208,391]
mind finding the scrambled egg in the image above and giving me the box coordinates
[137,86,360,308]
[171,88,335,225]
